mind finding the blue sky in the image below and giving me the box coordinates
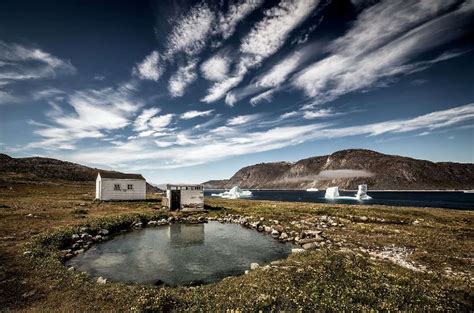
[0,0,473,184]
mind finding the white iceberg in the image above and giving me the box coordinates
[325,186,340,199]
[211,186,253,199]
[355,184,372,200]
[325,184,372,201]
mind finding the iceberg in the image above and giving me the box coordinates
[325,186,340,199]
[325,184,372,201]
[355,184,372,200]
[211,186,253,199]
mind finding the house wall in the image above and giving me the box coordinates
[180,189,204,210]
[99,179,146,200]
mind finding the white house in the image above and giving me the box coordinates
[95,172,146,201]
[162,184,204,211]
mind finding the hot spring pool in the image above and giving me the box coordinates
[66,221,295,286]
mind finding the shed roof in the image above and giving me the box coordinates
[98,172,145,180]
[166,184,202,188]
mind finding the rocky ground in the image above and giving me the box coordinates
[0,183,472,311]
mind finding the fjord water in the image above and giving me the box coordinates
[66,222,294,286]
[206,190,474,210]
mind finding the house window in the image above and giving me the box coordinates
[127,184,133,190]
[114,184,121,191]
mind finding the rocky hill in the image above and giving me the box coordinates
[203,149,474,190]
[0,153,162,193]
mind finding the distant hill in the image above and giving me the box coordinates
[203,149,474,190]
[0,153,162,193]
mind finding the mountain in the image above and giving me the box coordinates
[0,153,162,193]
[203,149,474,190]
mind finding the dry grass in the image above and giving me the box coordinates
[0,183,472,311]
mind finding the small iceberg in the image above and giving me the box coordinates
[325,185,372,201]
[355,184,372,200]
[306,187,319,192]
[325,186,340,199]
[211,186,253,199]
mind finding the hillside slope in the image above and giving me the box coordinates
[203,149,474,190]
[0,153,161,193]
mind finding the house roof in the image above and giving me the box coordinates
[98,172,145,180]
[166,184,202,188]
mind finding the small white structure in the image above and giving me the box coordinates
[163,184,204,211]
[325,186,340,199]
[95,172,146,201]
[211,186,253,199]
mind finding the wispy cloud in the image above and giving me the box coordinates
[202,0,319,103]
[168,60,198,97]
[227,114,261,126]
[293,0,473,106]
[200,54,230,81]
[133,50,162,81]
[0,41,75,83]
[180,109,214,120]
[165,3,215,58]
[213,0,264,40]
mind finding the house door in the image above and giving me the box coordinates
[170,190,181,210]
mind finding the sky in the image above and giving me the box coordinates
[0,0,473,184]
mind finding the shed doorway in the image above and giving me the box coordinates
[170,190,181,210]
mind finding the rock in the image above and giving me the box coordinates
[133,221,143,228]
[299,236,324,244]
[279,232,288,240]
[264,226,272,233]
[303,230,323,237]
[271,229,280,238]
[245,270,250,275]
[359,216,368,222]
[67,266,75,271]
[23,250,32,256]
[26,213,33,217]
[271,260,283,266]
[79,203,86,206]
[412,220,420,225]
[292,248,306,254]
[22,290,36,298]
[97,276,107,284]
[148,220,158,226]
[80,227,89,233]
[81,233,92,240]
[98,229,109,235]
[274,225,284,233]
[302,242,319,250]
[75,249,85,254]
[71,234,80,240]
[250,263,260,270]
[92,235,103,241]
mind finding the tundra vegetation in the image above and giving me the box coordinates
[0,183,472,311]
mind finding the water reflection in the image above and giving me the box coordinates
[168,223,204,247]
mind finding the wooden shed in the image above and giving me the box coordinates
[95,172,146,201]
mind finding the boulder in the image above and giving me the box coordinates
[71,234,80,240]
[302,242,319,250]
[97,276,107,284]
[250,263,260,270]
[271,229,280,238]
[291,248,306,254]
[98,229,109,236]
[279,232,288,240]
[299,236,324,244]
[274,225,284,233]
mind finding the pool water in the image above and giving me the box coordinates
[66,222,294,286]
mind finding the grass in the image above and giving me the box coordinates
[0,182,472,311]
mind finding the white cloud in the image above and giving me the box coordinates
[134,51,162,81]
[293,0,473,105]
[303,109,334,119]
[227,114,260,126]
[280,111,299,119]
[180,109,214,120]
[149,114,173,130]
[202,0,319,103]
[213,0,264,39]
[168,60,198,97]
[249,89,275,106]
[165,3,215,57]
[200,55,230,81]
[0,40,75,84]
[134,107,161,131]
